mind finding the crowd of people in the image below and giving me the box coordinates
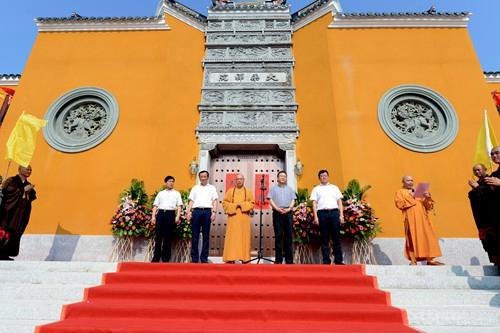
[0,146,498,266]
[152,169,346,265]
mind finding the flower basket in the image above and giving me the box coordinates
[108,179,154,262]
[144,238,155,262]
[294,243,316,264]
[292,191,320,264]
[352,238,376,264]
[173,238,191,263]
[341,180,381,264]
[110,235,135,262]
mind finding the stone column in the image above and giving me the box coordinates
[197,143,216,183]
[280,144,297,191]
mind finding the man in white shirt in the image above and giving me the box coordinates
[151,176,183,263]
[310,169,345,265]
[187,170,218,263]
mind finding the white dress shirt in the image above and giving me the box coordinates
[153,189,183,210]
[310,183,343,210]
[188,184,218,208]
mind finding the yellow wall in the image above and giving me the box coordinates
[2,12,498,238]
[488,82,500,94]
[294,14,500,237]
[0,15,204,235]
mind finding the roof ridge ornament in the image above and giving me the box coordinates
[210,0,288,10]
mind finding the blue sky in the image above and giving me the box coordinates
[1,0,499,74]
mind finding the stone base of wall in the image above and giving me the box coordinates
[14,235,492,266]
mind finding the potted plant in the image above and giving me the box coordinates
[341,179,380,264]
[292,188,320,264]
[109,179,152,262]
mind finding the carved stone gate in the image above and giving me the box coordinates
[194,1,299,258]
[196,1,300,192]
[209,152,285,257]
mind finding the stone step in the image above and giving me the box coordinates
[365,265,499,277]
[0,261,116,273]
[0,300,66,320]
[0,271,104,285]
[0,283,89,301]
[0,320,53,333]
[416,326,500,333]
[405,306,500,327]
[375,275,500,290]
[388,289,500,306]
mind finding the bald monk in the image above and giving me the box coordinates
[468,163,497,263]
[0,165,37,260]
[222,174,254,263]
[483,146,500,267]
[395,176,444,265]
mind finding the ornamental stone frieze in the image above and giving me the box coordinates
[198,111,296,130]
[207,19,291,31]
[206,33,291,45]
[204,46,292,62]
[197,2,299,142]
[201,89,295,105]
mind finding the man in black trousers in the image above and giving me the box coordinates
[310,169,345,265]
[268,171,296,264]
[151,176,183,262]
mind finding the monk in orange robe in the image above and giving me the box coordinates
[395,175,443,265]
[222,174,254,263]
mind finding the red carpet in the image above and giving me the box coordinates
[36,263,421,333]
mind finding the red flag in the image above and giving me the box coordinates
[492,91,500,115]
[0,87,15,96]
[254,174,270,209]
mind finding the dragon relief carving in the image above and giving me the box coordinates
[391,101,439,139]
[63,103,107,139]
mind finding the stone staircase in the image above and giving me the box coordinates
[0,262,498,333]
[366,265,500,333]
[0,262,116,333]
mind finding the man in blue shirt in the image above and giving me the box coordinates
[267,171,296,264]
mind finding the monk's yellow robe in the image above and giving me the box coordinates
[395,189,442,261]
[222,187,254,262]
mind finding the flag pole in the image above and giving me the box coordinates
[3,160,12,182]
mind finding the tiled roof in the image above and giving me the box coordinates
[485,72,500,82]
[0,74,21,80]
[164,1,207,23]
[291,0,330,23]
[36,16,161,23]
[337,12,470,18]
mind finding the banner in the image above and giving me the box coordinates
[254,174,270,209]
[492,91,500,115]
[0,88,15,125]
[472,110,498,171]
[4,112,47,167]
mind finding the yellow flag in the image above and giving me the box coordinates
[473,110,498,172]
[4,112,47,167]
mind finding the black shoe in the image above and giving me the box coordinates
[151,259,160,263]
[335,262,345,265]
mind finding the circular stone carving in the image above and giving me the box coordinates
[378,85,458,153]
[43,87,119,153]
